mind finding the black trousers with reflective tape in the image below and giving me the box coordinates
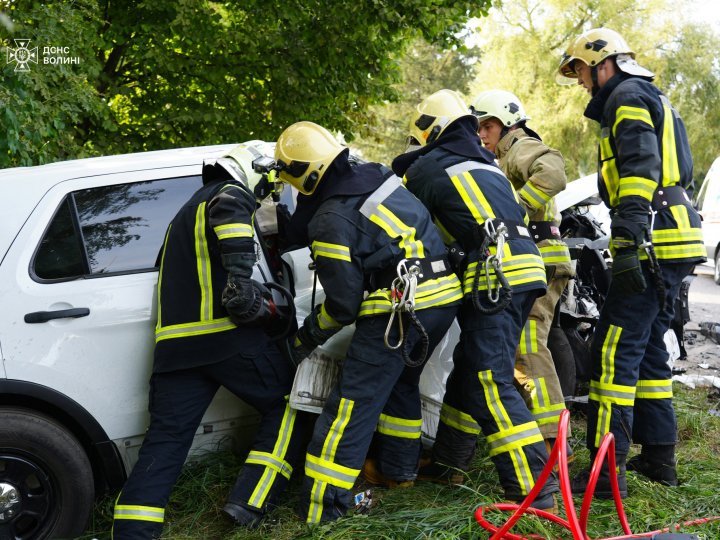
[433,292,559,502]
[299,306,458,523]
[112,338,312,539]
[585,262,693,456]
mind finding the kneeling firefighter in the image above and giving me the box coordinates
[112,142,313,538]
[392,89,559,510]
[275,121,463,523]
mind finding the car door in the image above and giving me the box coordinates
[0,166,260,456]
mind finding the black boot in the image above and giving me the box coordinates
[223,502,264,529]
[571,452,627,499]
[627,444,678,486]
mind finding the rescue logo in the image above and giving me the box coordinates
[6,39,38,72]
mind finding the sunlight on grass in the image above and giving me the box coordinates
[79,386,720,539]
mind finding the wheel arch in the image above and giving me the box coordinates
[0,379,127,492]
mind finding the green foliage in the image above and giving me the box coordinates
[78,387,720,539]
[465,0,720,183]
[0,0,492,167]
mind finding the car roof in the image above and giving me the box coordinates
[0,144,237,262]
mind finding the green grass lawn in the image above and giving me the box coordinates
[80,385,720,539]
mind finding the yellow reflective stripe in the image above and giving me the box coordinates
[439,403,481,435]
[595,400,613,448]
[613,105,654,137]
[307,479,329,524]
[653,227,702,243]
[377,414,422,439]
[248,402,297,507]
[305,453,359,489]
[318,303,342,330]
[532,402,566,427]
[600,324,622,385]
[636,379,673,399]
[589,379,636,405]
[661,99,680,186]
[195,202,213,321]
[518,182,551,210]
[369,204,425,259]
[538,243,570,264]
[321,398,353,462]
[653,243,706,260]
[246,451,293,480]
[485,421,544,457]
[214,222,253,239]
[155,317,236,342]
[311,240,351,262]
[450,171,495,222]
[357,275,462,317]
[156,225,172,330]
[114,504,165,523]
[479,370,537,495]
[462,256,546,295]
[670,205,691,230]
[519,320,537,355]
[618,176,657,201]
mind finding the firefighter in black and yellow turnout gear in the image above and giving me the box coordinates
[275,121,462,523]
[557,28,705,498]
[392,89,559,509]
[111,142,312,538]
[471,89,572,453]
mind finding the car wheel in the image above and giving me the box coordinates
[0,407,94,539]
[714,251,720,285]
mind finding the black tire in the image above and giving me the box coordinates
[714,250,720,285]
[0,407,94,539]
[548,326,577,398]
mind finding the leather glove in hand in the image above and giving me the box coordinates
[611,248,647,296]
[290,305,342,365]
[222,276,276,326]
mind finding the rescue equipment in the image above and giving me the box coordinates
[384,259,430,368]
[471,219,513,315]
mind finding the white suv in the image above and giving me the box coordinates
[0,146,286,538]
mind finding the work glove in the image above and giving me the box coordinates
[611,248,647,296]
[222,277,278,326]
[290,305,342,366]
[609,215,648,251]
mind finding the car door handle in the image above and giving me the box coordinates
[24,308,90,323]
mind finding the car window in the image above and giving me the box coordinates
[33,175,203,280]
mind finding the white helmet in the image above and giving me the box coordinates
[470,90,529,128]
[213,140,279,200]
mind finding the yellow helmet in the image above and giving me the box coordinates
[557,27,634,84]
[471,89,529,127]
[409,89,477,146]
[275,121,345,195]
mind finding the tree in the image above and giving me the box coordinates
[0,0,492,167]
[464,0,720,183]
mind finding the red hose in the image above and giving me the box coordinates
[473,409,720,539]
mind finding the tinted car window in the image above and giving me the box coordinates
[34,175,203,280]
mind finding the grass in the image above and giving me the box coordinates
[78,385,720,539]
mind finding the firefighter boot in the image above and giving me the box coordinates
[627,444,678,486]
[545,437,575,472]
[361,458,415,489]
[223,502,264,529]
[416,456,465,485]
[571,453,627,499]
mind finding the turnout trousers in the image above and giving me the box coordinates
[514,272,570,439]
[586,262,694,455]
[432,292,559,502]
[112,338,312,539]
[299,306,458,523]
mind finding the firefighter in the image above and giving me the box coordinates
[557,28,705,497]
[471,89,573,457]
[274,121,463,523]
[111,142,313,538]
[392,89,559,510]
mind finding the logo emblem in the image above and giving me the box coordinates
[6,39,38,72]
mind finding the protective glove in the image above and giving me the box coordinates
[611,248,647,296]
[222,277,278,326]
[610,215,648,251]
[290,305,342,365]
